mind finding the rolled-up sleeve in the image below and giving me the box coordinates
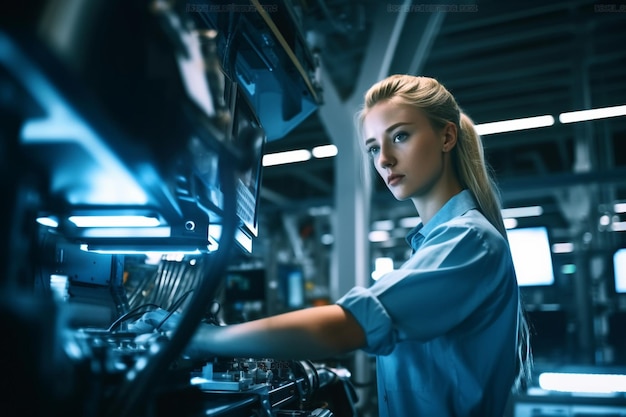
[336,286,396,355]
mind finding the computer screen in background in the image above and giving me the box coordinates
[277,263,305,310]
[506,226,555,287]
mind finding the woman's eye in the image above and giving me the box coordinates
[366,146,380,157]
[393,132,408,142]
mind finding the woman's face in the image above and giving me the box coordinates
[362,100,450,201]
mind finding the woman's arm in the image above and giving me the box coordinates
[187,304,366,360]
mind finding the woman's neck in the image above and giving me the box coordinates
[412,181,463,226]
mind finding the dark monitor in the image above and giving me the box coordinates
[506,226,555,287]
[526,309,569,359]
[223,268,266,303]
[614,248,626,293]
[608,311,626,349]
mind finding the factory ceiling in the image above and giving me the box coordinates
[256,0,626,253]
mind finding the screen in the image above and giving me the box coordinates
[526,309,568,358]
[277,264,305,310]
[223,268,266,303]
[506,226,555,287]
[614,248,626,293]
[229,84,265,240]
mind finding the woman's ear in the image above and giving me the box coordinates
[442,121,458,152]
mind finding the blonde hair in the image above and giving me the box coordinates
[358,74,532,392]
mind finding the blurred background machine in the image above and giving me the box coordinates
[0,1,359,416]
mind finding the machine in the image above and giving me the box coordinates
[0,1,358,416]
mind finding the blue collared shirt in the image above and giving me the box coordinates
[337,190,519,417]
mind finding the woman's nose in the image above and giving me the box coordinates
[378,146,395,168]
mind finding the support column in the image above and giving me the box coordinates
[556,20,596,364]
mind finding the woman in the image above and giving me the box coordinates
[188,74,532,416]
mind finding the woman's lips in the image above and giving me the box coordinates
[387,174,404,186]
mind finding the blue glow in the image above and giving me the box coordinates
[36,216,59,228]
[539,372,626,394]
[68,215,160,228]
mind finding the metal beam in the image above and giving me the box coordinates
[408,11,445,75]
[290,169,332,194]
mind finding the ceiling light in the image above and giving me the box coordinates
[503,218,518,229]
[371,219,394,231]
[612,221,626,232]
[501,206,543,218]
[475,115,554,135]
[615,202,626,214]
[559,104,626,124]
[538,372,626,394]
[68,215,161,228]
[79,244,203,255]
[312,144,338,158]
[398,216,421,228]
[552,242,574,253]
[369,230,390,242]
[262,149,311,166]
[308,206,333,216]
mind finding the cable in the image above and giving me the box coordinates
[106,303,160,332]
[155,289,194,331]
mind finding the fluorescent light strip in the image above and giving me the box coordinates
[80,244,202,255]
[559,104,626,124]
[80,227,170,238]
[503,218,518,229]
[371,219,394,231]
[539,372,626,394]
[264,105,625,166]
[398,216,421,228]
[552,242,574,253]
[501,206,544,218]
[615,202,626,214]
[612,221,626,232]
[262,149,311,167]
[312,144,338,158]
[369,230,390,242]
[68,215,160,228]
[475,115,554,135]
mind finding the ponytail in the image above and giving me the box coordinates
[455,113,533,392]
[455,113,507,238]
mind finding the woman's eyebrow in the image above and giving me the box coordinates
[385,122,411,133]
[365,122,411,146]
[364,122,412,145]
[364,137,376,147]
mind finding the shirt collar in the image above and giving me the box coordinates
[405,189,478,251]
